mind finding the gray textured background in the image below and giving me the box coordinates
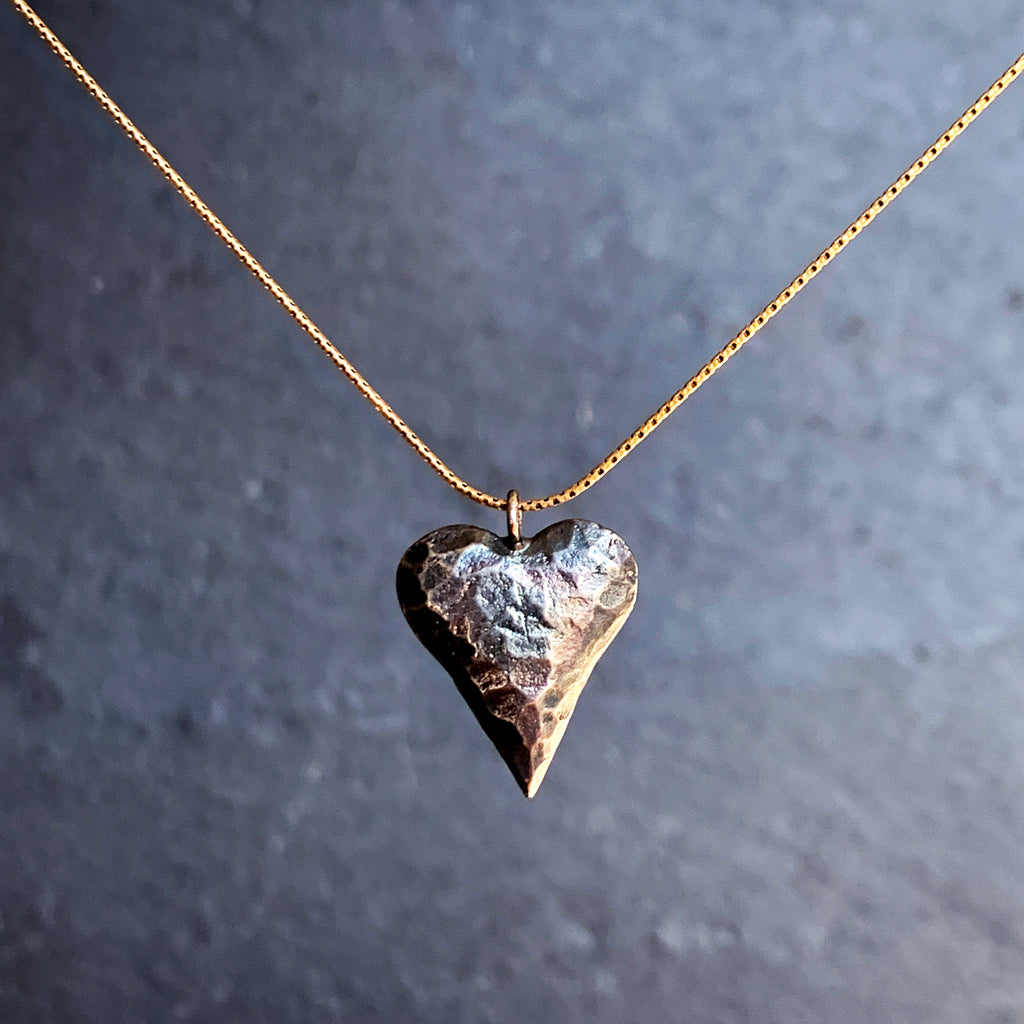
[2,1,1024,1021]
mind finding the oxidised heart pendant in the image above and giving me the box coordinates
[396,516,638,797]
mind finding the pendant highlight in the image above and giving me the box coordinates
[396,519,638,797]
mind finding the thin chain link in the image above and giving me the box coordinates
[10,1,1024,515]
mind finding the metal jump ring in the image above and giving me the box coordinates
[506,489,522,544]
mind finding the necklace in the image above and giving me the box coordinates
[10,0,1024,796]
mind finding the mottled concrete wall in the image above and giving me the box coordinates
[2,1,1024,1021]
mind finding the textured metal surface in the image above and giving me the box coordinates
[397,520,638,796]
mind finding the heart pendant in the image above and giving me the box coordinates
[396,519,638,797]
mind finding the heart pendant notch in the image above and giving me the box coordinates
[397,519,638,797]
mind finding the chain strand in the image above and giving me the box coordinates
[10,0,1024,514]
[540,51,1024,511]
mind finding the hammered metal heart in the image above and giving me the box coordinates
[396,519,639,797]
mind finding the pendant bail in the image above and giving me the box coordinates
[506,490,523,544]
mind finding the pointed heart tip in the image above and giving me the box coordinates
[485,714,557,798]
[495,744,551,798]
[521,760,551,799]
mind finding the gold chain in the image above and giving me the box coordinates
[10,1,1024,514]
